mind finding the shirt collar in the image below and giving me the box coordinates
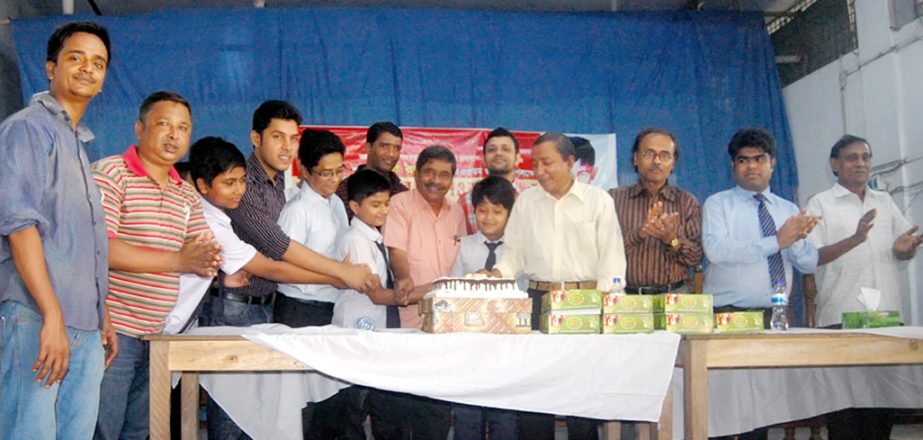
[297,181,332,204]
[246,152,284,186]
[733,185,774,204]
[351,216,383,243]
[543,178,586,202]
[31,91,95,143]
[471,230,504,244]
[411,188,447,213]
[122,145,183,185]
[199,196,230,225]
[831,182,869,200]
[628,182,677,202]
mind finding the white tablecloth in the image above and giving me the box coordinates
[187,325,681,440]
[670,327,923,438]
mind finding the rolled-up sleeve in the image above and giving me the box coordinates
[0,120,51,236]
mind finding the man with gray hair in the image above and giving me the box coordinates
[490,132,626,440]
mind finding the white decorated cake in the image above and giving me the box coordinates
[421,275,532,334]
[425,274,527,299]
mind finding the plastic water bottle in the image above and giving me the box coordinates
[355,316,375,330]
[769,282,788,331]
[610,277,625,295]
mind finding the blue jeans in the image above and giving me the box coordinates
[94,333,149,440]
[0,300,104,440]
[200,295,273,440]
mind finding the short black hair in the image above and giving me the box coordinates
[727,128,776,160]
[483,127,519,154]
[298,129,346,172]
[138,90,191,123]
[534,132,576,161]
[367,121,403,144]
[830,134,871,159]
[415,145,457,175]
[252,100,302,134]
[471,176,515,213]
[173,161,191,180]
[347,169,391,203]
[188,136,246,190]
[570,136,596,166]
[47,21,111,64]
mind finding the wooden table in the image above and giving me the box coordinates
[677,331,923,440]
[145,335,311,440]
[146,333,674,440]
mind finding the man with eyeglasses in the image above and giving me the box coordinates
[609,128,703,296]
[702,127,818,439]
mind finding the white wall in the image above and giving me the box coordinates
[785,0,923,324]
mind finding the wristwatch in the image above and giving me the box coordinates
[669,237,681,251]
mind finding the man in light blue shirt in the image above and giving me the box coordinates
[703,128,818,310]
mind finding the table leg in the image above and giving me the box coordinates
[655,381,673,440]
[602,421,621,440]
[150,341,171,440]
[682,339,708,440]
[181,372,199,440]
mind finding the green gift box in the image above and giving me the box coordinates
[654,312,714,334]
[602,313,654,334]
[540,311,601,334]
[714,311,764,333]
[602,294,653,314]
[541,289,602,313]
[652,293,713,313]
[842,311,902,329]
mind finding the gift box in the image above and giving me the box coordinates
[602,294,653,314]
[652,293,713,313]
[842,311,902,329]
[420,296,532,314]
[602,313,654,334]
[541,289,603,313]
[421,311,532,334]
[540,311,601,334]
[654,312,714,334]
[714,311,764,333]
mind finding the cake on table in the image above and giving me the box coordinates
[420,275,532,334]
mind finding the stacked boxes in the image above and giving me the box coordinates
[420,296,532,334]
[714,311,764,333]
[540,289,602,334]
[602,294,654,334]
[652,293,714,334]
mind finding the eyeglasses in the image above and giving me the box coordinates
[311,167,346,179]
[639,150,674,163]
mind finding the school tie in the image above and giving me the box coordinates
[754,194,786,289]
[374,241,400,328]
[484,241,502,271]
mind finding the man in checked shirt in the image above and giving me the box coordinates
[609,128,704,295]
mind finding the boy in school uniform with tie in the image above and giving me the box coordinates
[450,175,519,440]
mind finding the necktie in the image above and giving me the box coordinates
[484,241,502,271]
[754,194,786,289]
[375,241,400,328]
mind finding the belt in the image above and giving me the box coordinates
[277,293,335,311]
[625,280,685,295]
[209,288,275,306]
[528,280,597,291]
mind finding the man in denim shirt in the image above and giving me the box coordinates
[0,22,117,440]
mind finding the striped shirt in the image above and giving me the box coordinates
[225,152,292,298]
[608,183,703,287]
[93,146,209,337]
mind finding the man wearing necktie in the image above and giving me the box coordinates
[702,128,819,440]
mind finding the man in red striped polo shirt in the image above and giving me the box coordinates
[91,91,222,440]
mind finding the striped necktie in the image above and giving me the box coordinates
[754,193,786,289]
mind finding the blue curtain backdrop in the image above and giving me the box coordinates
[11,7,798,203]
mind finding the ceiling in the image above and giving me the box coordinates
[9,0,803,18]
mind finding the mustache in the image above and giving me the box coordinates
[423,182,447,192]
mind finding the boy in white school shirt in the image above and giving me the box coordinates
[162,137,343,334]
[450,175,519,440]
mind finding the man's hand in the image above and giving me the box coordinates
[894,225,923,259]
[777,210,819,249]
[638,201,664,239]
[476,269,503,278]
[852,209,876,244]
[178,233,223,277]
[34,311,69,388]
[341,264,374,292]
[101,305,119,369]
[221,270,252,288]
[394,277,414,306]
